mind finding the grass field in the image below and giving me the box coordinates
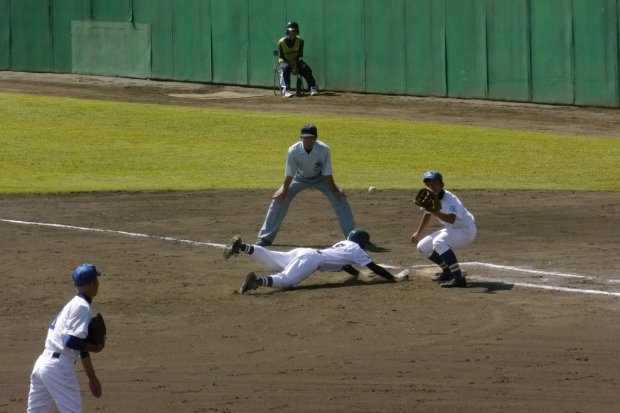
[1,92,618,194]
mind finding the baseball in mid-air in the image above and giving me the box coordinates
[368,186,377,194]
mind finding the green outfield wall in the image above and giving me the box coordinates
[1,0,619,107]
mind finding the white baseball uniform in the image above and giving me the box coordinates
[417,189,477,256]
[27,293,93,413]
[249,240,372,289]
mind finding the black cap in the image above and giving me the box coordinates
[300,124,318,138]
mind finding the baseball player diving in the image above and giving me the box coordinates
[27,263,105,413]
[411,171,476,288]
[224,229,409,293]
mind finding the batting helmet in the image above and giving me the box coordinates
[347,229,370,249]
[422,170,443,183]
[286,21,300,34]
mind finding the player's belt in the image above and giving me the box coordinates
[316,250,322,254]
[52,352,61,358]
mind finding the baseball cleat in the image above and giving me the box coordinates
[239,272,259,294]
[283,90,293,98]
[440,275,467,288]
[432,271,452,282]
[223,235,242,259]
[310,87,319,96]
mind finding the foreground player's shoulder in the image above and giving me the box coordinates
[443,190,461,203]
[288,141,304,153]
[315,140,329,149]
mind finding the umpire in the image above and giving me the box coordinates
[256,124,355,246]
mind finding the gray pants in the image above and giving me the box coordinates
[258,176,355,243]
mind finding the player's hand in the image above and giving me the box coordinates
[89,376,102,398]
[410,232,420,243]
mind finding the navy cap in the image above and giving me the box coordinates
[300,124,318,138]
[72,263,101,286]
[422,170,443,183]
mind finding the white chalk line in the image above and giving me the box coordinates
[0,218,222,248]
[2,218,618,297]
[463,261,593,279]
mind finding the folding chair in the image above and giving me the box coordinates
[272,50,304,97]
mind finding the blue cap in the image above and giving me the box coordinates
[422,170,443,183]
[300,124,318,138]
[72,263,101,286]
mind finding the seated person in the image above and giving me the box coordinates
[277,21,319,97]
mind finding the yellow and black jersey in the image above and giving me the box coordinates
[278,36,305,63]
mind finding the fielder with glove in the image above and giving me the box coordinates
[27,263,106,412]
[410,171,477,288]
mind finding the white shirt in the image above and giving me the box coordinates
[45,294,92,360]
[318,240,372,270]
[431,190,476,229]
[285,140,333,179]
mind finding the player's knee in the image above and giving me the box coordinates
[416,242,432,257]
[432,239,450,255]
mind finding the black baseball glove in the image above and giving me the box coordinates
[414,187,441,213]
[87,313,107,346]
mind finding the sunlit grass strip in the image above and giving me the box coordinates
[0,92,617,194]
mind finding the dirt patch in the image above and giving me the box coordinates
[1,73,620,412]
[1,71,619,138]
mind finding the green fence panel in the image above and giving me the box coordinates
[486,0,530,102]
[285,0,326,90]
[172,0,212,82]
[4,0,620,107]
[248,0,285,87]
[445,0,487,98]
[324,0,365,91]
[10,0,51,72]
[0,0,9,69]
[405,0,446,96]
[91,0,131,21]
[51,0,90,73]
[572,0,619,107]
[364,0,405,94]
[133,0,173,79]
[211,0,248,84]
[530,0,573,104]
[72,21,151,78]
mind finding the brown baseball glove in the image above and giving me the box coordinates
[414,187,441,213]
[87,313,107,346]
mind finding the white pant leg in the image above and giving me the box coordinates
[270,250,323,289]
[250,246,304,271]
[27,356,54,413]
[417,226,477,256]
[28,351,82,413]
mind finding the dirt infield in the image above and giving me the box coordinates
[1,72,619,413]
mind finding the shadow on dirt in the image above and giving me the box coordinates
[467,280,514,293]
[278,277,394,292]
